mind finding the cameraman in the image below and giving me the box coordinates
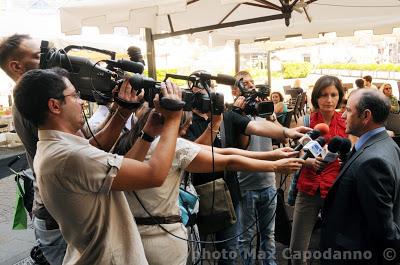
[185,70,310,264]
[232,70,280,265]
[13,68,183,264]
[0,34,63,264]
[0,34,148,264]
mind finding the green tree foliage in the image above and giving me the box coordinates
[282,62,312,79]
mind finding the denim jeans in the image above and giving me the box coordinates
[33,217,67,265]
[238,186,277,265]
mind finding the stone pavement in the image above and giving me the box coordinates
[0,175,35,265]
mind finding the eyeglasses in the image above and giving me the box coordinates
[62,91,81,100]
[384,86,392,90]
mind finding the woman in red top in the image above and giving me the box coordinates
[289,75,347,265]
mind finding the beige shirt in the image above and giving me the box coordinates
[34,130,148,265]
[125,138,200,265]
[125,138,201,219]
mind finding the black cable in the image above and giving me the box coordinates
[81,109,103,149]
[132,172,283,245]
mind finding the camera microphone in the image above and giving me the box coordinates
[301,137,326,160]
[105,59,144,74]
[293,129,321,151]
[197,72,237,86]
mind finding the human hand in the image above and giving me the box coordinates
[233,96,246,110]
[113,78,144,105]
[285,126,313,139]
[272,147,299,159]
[156,80,182,121]
[273,158,304,174]
[142,110,164,138]
[306,157,327,172]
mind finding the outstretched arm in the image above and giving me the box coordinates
[186,149,304,174]
[196,143,298,161]
[194,114,222,145]
[245,119,311,141]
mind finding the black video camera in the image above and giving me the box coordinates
[128,74,225,114]
[236,80,273,117]
[39,41,145,108]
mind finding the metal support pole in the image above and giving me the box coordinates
[234,39,240,73]
[145,28,157,79]
[267,50,272,87]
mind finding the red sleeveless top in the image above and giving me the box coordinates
[297,111,347,198]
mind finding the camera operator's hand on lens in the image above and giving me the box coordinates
[273,158,304,174]
[272,147,299,159]
[143,110,164,139]
[233,96,246,110]
[158,80,182,120]
[113,78,144,104]
[286,126,312,139]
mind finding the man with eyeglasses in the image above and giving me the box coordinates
[0,34,149,264]
[13,67,184,264]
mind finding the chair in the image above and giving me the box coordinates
[291,94,303,123]
[298,92,307,116]
[274,110,294,147]
[276,109,294,128]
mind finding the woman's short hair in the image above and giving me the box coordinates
[311,75,344,110]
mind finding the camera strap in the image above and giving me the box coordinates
[114,96,143,109]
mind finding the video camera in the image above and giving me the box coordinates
[129,72,229,114]
[39,41,145,108]
[236,80,273,117]
[39,41,232,112]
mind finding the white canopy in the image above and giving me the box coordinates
[60,0,400,44]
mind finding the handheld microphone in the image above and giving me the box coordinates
[301,137,326,160]
[293,129,321,151]
[321,136,343,163]
[339,138,352,162]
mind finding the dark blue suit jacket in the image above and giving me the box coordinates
[321,131,400,264]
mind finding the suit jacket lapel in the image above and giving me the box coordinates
[326,131,389,200]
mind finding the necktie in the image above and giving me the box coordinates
[347,147,356,160]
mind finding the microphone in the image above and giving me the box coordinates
[314,123,330,136]
[288,136,326,207]
[339,138,352,163]
[321,136,343,163]
[214,74,238,86]
[301,137,326,160]
[293,129,321,151]
[105,59,144,74]
[165,73,237,86]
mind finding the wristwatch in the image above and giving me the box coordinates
[139,130,155,142]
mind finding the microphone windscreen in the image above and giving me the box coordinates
[314,123,330,136]
[316,136,326,147]
[117,59,144,74]
[216,74,237,86]
[339,138,352,154]
[308,130,321,140]
[328,136,343,153]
